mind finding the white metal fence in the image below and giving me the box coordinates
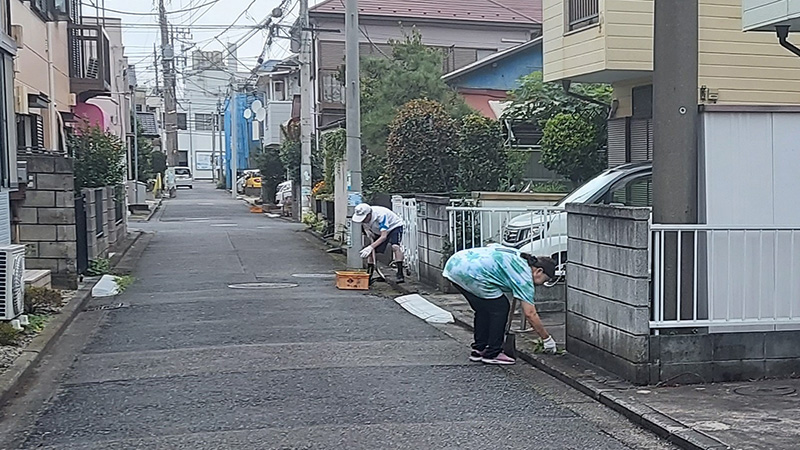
[651,225,800,331]
[446,206,565,254]
[392,196,419,279]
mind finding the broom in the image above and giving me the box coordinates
[502,295,517,359]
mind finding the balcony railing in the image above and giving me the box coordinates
[68,23,111,100]
[568,0,599,31]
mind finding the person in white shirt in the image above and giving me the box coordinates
[352,203,405,283]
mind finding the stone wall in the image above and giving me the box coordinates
[416,195,455,292]
[18,155,78,289]
[565,203,652,385]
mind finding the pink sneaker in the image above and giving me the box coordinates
[481,352,516,365]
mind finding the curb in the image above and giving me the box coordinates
[0,230,152,407]
[143,198,163,222]
[440,303,731,450]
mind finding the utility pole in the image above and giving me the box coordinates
[218,98,224,183]
[159,0,178,166]
[230,83,238,199]
[132,87,139,202]
[153,44,160,95]
[299,0,313,215]
[653,0,699,320]
[345,0,363,267]
[211,102,218,183]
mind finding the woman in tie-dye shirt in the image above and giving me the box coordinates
[443,246,557,365]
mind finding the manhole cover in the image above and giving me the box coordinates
[733,386,796,397]
[85,303,128,312]
[227,282,298,290]
[292,273,336,279]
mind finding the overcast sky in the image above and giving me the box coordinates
[83,0,319,87]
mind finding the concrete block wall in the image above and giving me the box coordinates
[19,155,78,289]
[83,188,110,260]
[416,195,455,292]
[565,203,652,385]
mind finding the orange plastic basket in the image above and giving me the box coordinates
[335,271,370,290]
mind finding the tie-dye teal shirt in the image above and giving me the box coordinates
[443,246,535,304]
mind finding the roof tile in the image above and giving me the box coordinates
[311,0,541,24]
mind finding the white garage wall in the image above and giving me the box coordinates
[701,111,800,226]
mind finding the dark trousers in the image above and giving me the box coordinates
[455,285,509,359]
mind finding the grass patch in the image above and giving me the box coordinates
[26,314,49,334]
[115,275,135,292]
[0,322,20,346]
[25,286,63,315]
[88,258,111,276]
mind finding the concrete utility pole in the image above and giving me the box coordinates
[299,0,313,215]
[131,86,139,201]
[345,0,363,268]
[211,102,218,183]
[159,0,178,166]
[230,82,239,199]
[218,99,225,183]
[653,0,699,320]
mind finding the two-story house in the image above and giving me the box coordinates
[0,0,18,245]
[544,0,800,165]
[310,0,543,127]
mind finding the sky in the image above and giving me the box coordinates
[83,0,321,88]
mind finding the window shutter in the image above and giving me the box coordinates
[630,118,652,162]
[35,114,44,150]
[607,117,628,167]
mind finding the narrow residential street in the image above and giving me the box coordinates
[0,182,674,450]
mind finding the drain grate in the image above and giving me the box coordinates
[228,282,298,290]
[291,273,336,279]
[85,303,128,312]
[733,386,796,397]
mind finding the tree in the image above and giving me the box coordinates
[278,121,322,183]
[503,71,611,183]
[456,114,510,192]
[359,29,470,154]
[386,99,458,193]
[131,119,156,182]
[540,113,607,183]
[70,125,126,190]
[321,129,346,194]
[252,145,285,204]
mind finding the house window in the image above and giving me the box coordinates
[16,114,44,153]
[177,113,187,130]
[135,104,143,112]
[568,0,599,31]
[632,85,653,119]
[321,70,343,104]
[0,52,13,188]
[195,113,214,131]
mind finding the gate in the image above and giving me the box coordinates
[75,193,89,274]
[391,196,419,279]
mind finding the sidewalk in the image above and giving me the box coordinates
[388,275,800,450]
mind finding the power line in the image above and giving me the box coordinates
[81,0,220,17]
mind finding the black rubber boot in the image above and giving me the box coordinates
[395,261,405,284]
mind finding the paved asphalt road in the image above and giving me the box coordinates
[0,183,676,450]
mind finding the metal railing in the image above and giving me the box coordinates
[568,0,599,30]
[651,225,800,330]
[392,196,419,279]
[446,206,565,255]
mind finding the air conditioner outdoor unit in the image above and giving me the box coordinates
[0,245,25,321]
[14,85,28,115]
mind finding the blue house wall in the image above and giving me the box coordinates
[223,92,264,189]
[449,43,543,91]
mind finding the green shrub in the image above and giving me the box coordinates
[540,113,607,184]
[115,275,135,292]
[70,125,126,190]
[24,286,63,314]
[26,314,49,333]
[88,258,111,276]
[386,99,458,193]
[0,322,20,346]
[457,115,515,192]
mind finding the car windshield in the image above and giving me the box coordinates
[175,168,191,176]
[555,170,625,206]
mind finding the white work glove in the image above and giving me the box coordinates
[543,336,557,354]
[359,246,374,258]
